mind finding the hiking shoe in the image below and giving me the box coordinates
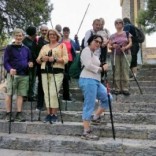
[14,112,26,122]
[111,90,121,95]
[123,91,130,96]
[91,116,101,125]
[51,114,58,123]
[81,131,99,140]
[43,114,52,123]
[4,112,14,122]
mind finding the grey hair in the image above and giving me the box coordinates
[12,28,25,36]
[40,24,48,30]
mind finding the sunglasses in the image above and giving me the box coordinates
[94,39,102,45]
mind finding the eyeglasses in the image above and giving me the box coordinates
[49,33,57,36]
[94,39,102,45]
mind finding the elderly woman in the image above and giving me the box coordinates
[109,18,132,96]
[79,34,111,140]
[37,29,68,123]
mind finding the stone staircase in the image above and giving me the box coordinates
[0,65,156,156]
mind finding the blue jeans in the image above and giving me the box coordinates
[79,78,112,121]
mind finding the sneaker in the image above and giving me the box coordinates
[111,90,121,95]
[43,114,52,123]
[81,131,99,140]
[91,116,101,125]
[122,91,130,96]
[14,112,26,122]
[4,112,14,122]
[51,114,58,123]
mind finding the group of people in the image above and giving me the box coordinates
[3,16,140,140]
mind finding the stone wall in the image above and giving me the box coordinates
[143,47,156,64]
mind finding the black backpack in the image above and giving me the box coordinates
[134,26,145,43]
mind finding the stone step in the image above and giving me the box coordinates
[0,121,156,140]
[0,149,89,156]
[1,99,156,113]
[63,87,156,95]
[70,80,156,88]
[0,110,156,125]
[0,133,156,155]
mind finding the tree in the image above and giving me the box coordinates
[0,0,53,34]
[137,0,156,34]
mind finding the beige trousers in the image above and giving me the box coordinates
[113,54,131,92]
[42,73,63,108]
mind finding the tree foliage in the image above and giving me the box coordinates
[137,0,156,34]
[0,0,53,34]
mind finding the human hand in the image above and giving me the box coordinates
[42,56,49,62]
[10,69,16,76]
[112,43,119,49]
[49,56,54,62]
[102,64,108,71]
[121,46,127,52]
[74,35,78,40]
[28,62,33,68]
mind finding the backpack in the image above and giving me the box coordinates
[69,53,83,79]
[81,30,93,50]
[134,26,145,43]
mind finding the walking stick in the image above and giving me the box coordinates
[112,49,118,100]
[51,63,63,124]
[112,49,116,90]
[76,3,90,35]
[122,50,143,94]
[9,75,14,134]
[104,72,116,140]
[46,53,52,124]
[29,69,33,122]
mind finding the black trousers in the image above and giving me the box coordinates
[36,64,44,109]
[130,43,139,68]
[62,61,72,100]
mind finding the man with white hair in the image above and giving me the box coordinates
[4,28,33,121]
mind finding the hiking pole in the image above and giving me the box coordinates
[9,75,14,134]
[122,50,143,94]
[46,51,53,124]
[112,49,116,90]
[112,48,118,100]
[104,72,116,140]
[29,68,33,122]
[76,3,90,35]
[51,63,64,124]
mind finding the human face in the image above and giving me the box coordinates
[14,32,24,45]
[90,37,102,51]
[93,21,101,32]
[115,21,123,31]
[41,28,48,37]
[48,31,58,43]
[63,30,70,38]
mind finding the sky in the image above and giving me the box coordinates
[49,0,155,47]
